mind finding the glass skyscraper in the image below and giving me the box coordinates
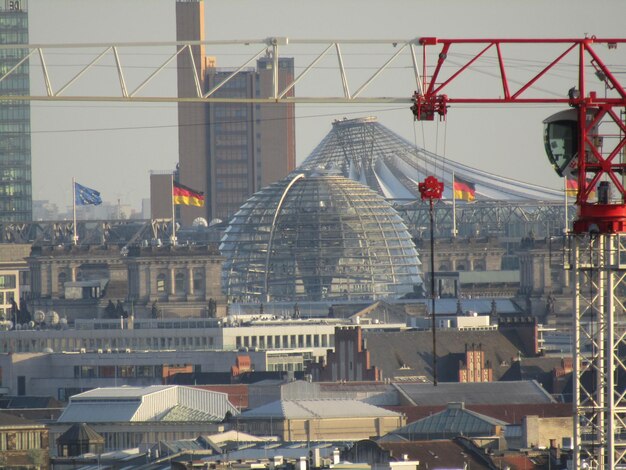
[0,1,32,221]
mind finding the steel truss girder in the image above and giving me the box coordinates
[0,219,170,245]
[393,200,575,238]
[570,233,626,469]
[0,38,423,104]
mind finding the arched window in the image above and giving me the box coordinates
[175,272,185,294]
[156,273,167,293]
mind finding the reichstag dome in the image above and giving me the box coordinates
[220,170,422,302]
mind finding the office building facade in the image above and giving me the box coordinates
[0,1,31,221]
[207,57,295,221]
[175,1,295,225]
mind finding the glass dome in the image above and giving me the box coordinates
[220,170,422,302]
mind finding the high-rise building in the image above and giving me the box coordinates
[0,1,32,221]
[206,58,295,221]
[175,0,209,227]
[175,0,295,225]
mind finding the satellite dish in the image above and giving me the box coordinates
[193,217,209,228]
[46,311,59,325]
[34,310,46,323]
[28,321,35,329]
[209,218,223,227]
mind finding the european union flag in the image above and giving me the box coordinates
[75,182,102,206]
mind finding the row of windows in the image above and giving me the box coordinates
[1,334,216,353]
[0,275,16,289]
[0,15,28,28]
[0,122,29,133]
[235,333,333,350]
[0,106,29,120]
[154,271,205,294]
[216,163,249,175]
[0,165,31,181]
[0,31,27,43]
[215,180,250,191]
[0,189,31,199]
[0,155,31,165]
[0,199,31,212]
[214,107,250,119]
[0,210,32,222]
[267,362,304,372]
[211,121,249,132]
[75,364,164,379]
[0,78,30,92]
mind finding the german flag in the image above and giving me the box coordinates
[565,178,577,197]
[566,177,596,199]
[453,176,476,202]
[173,181,205,207]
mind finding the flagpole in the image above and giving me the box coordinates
[171,174,176,247]
[564,177,568,234]
[452,171,457,237]
[72,177,78,245]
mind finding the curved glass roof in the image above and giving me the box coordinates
[300,117,562,201]
[220,171,422,302]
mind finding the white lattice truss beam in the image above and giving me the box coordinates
[0,38,422,103]
[571,233,626,469]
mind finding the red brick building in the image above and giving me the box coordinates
[309,326,381,382]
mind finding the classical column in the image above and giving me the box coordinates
[50,263,58,298]
[187,267,194,296]
[169,266,176,296]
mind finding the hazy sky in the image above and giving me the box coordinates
[27,0,626,211]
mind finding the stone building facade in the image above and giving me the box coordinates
[0,412,49,469]
[26,244,224,321]
[416,236,506,273]
[125,245,223,306]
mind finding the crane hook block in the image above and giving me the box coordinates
[418,176,444,201]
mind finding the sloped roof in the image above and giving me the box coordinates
[394,381,555,406]
[57,422,104,445]
[159,405,221,422]
[57,401,140,423]
[378,440,491,470]
[500,357,567,393]
[348,300,414,324]
[363,329,525,381]
[239,399,401,420]
[58,385,237,423]
[318,382,391,393]
[392,403,507,438]
[68,385,172,400]
[0,395,64,409]
[383,403,573,425]
[0,411,44,428]
[204,429,268,445]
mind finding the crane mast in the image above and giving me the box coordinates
[411,36,626,470]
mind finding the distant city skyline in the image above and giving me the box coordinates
[25,0,626,213]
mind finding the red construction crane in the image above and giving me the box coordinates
[411,37,626,470]
[411,36,626,234]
